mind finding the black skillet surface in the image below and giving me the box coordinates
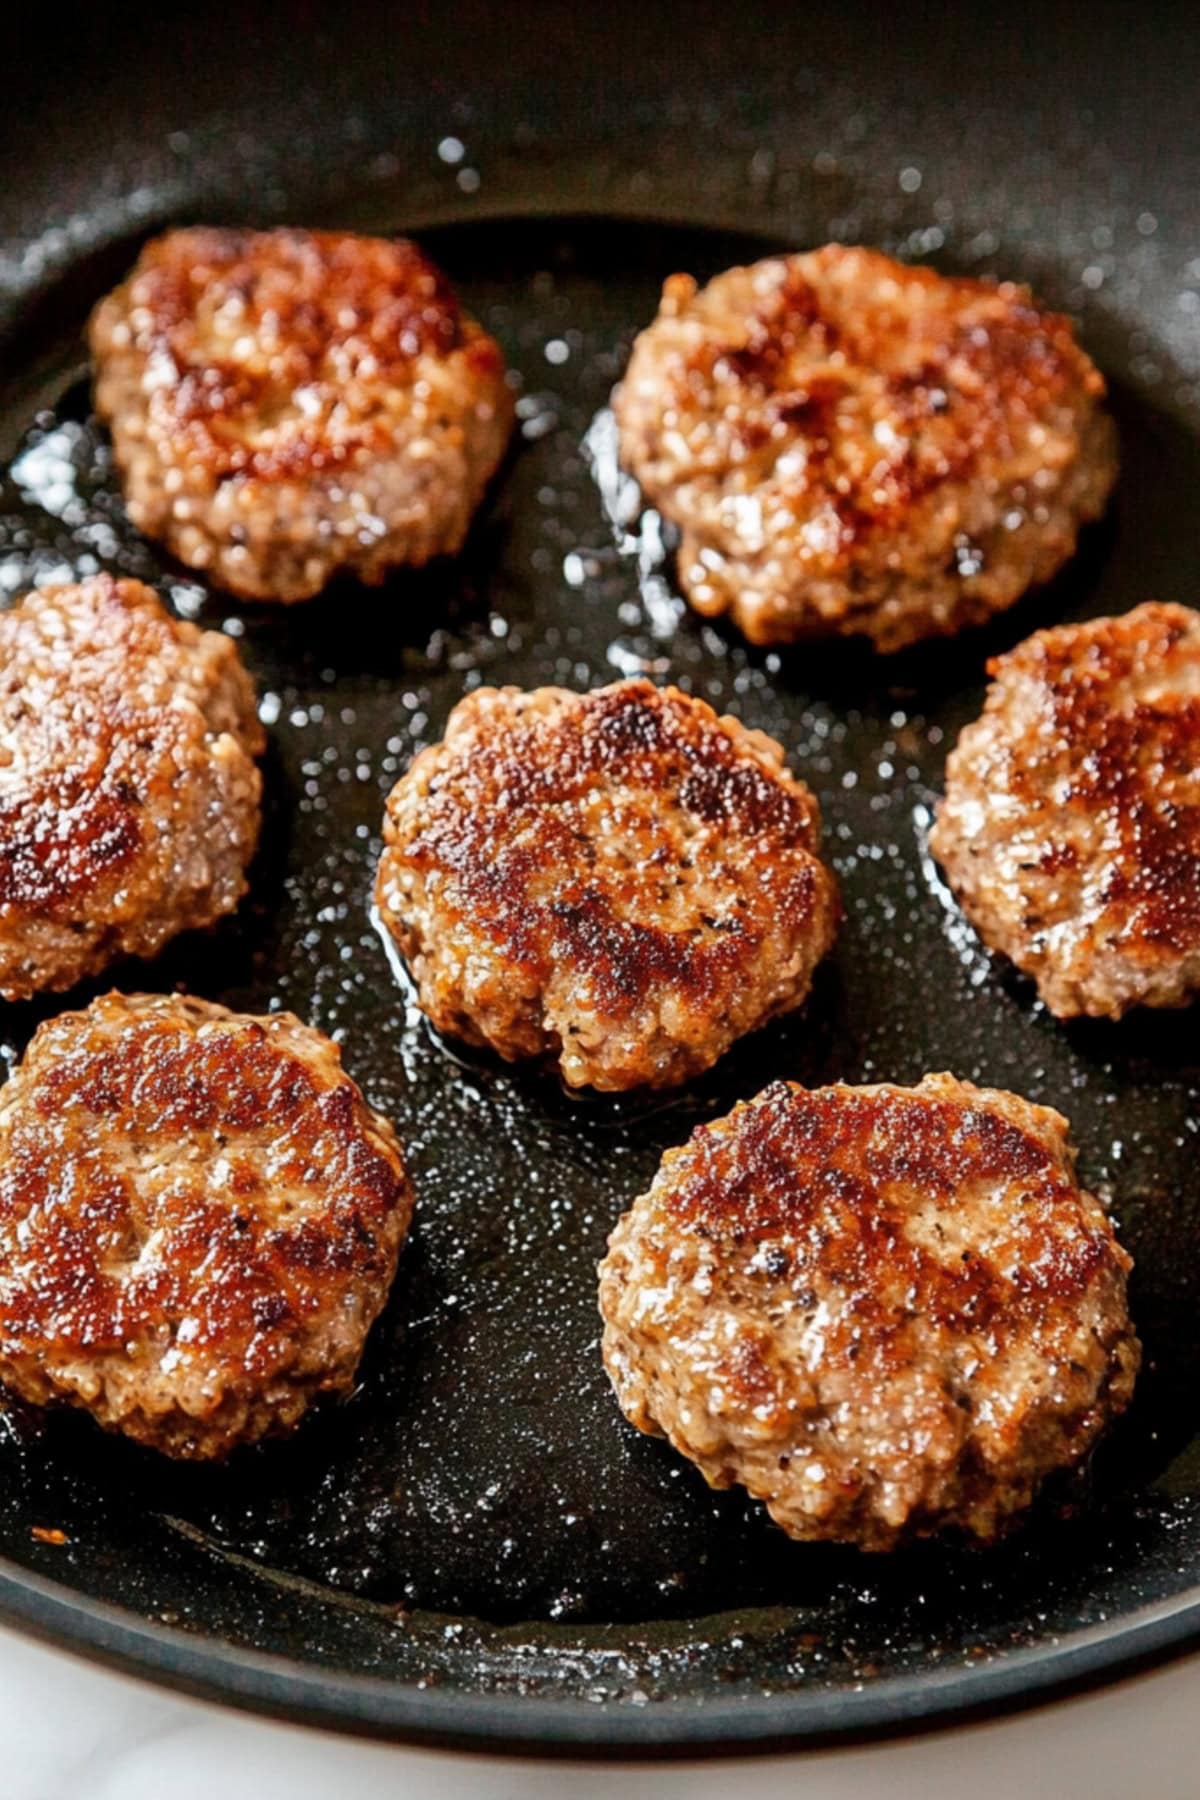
[0,0,1199,1755]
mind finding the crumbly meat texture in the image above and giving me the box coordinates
[599,1073,1138,1549]
[931,602,1200,1019]
[89,227,514,602]
[613,245,1117,651]
[375,678,840,1091]
[0,993,414,1459]
[0,574,263,1001]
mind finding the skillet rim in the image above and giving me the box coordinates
[0,1551,1198,1754]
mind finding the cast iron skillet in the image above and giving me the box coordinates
[1,0,1199,1755]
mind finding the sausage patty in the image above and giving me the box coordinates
[599,1073,1138,1548]
[89,227,514,601]
[614,245,1117,651]
[375,679,840,1091]
[0,993,414,1459]
[931,601,1200,1019]
[0,574,263,1001]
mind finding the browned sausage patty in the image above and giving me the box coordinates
[931,602,1200,1019]
[375,679,840,1091]
[599,1073,1138,1548]
[614,245,1117,651]
[0,574,263,1001]
[89,227,514,601]
[0,993,414,1459]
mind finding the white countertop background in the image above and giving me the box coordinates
[4,1621,1200,1800]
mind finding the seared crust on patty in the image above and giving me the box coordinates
[0,993,414,1459]
[375,679,840,1091]
[599,1073,1138,1548]
[89,227,514,601]
[0,574,263,1000]
[931,601,1200,1019]
[614,245,1117,651]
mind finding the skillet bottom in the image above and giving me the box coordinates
[0,215,1198,1745]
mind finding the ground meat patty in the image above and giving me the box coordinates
[931,601,1200,1019]
[89,227,514,601]
[375,678,840,1091]
[0,992,414,1459]
[613,245,1117,651]
[599,1073,1138,1549]
[0,574,263,1001]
